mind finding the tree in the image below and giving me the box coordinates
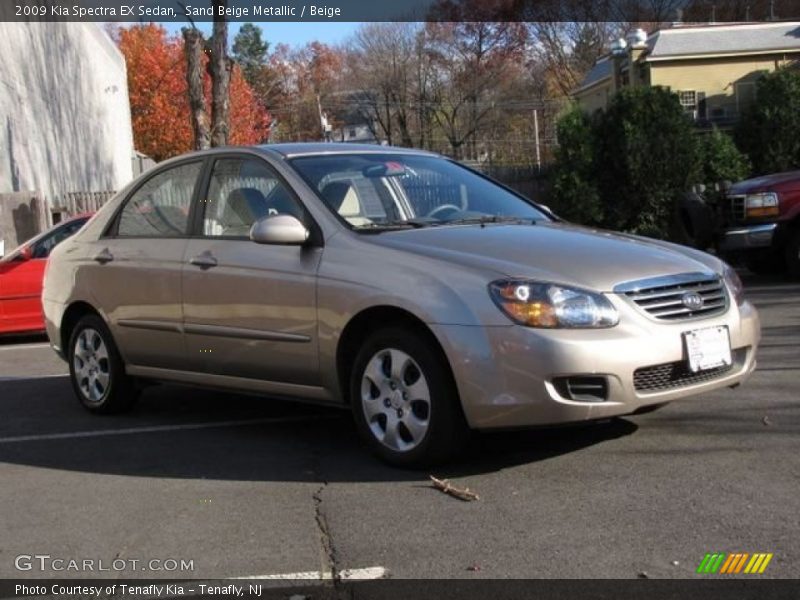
[209,4,233,147]
[232,23,269,85]
[347,23,420,147]
[115,24,270,161]
[595,86,698,238]
[265,42,344,142]
[425,17,528,158]
[182,27,210,150]
[549,106,603,224]
[116,24,194,160]
[736,67,800,175]
[697,127,751,185]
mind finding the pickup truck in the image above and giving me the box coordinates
[719,170,800,277]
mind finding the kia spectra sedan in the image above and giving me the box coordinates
[43,144,760,466]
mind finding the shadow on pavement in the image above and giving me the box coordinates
[0,377,637,483]
[0,333,48,346]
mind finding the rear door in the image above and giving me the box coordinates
[181,154,322,384]
[80,160,204,370]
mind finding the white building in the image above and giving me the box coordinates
[0,22,134,240]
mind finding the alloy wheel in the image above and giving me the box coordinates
[73,328,111,404]
[360,348,431,452]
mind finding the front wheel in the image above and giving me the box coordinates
[350,328,469,467]
[68,315,138,414]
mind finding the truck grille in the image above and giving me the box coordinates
[633,348,746,393]
[728,194,746,223]
[618,273,728,321]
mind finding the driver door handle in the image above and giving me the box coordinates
[189,252,218,269]
[93,248,114,264]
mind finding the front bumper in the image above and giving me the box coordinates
[719,223,777,251]
[431,299,760,430]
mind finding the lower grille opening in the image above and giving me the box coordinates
[553,376,609,402]
[634,348,747,393]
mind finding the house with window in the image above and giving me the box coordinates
[574,21,800,126]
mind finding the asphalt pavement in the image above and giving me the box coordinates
[0,274,797,580]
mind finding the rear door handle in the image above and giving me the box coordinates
[189,252,218,269]
[93,248,114,264]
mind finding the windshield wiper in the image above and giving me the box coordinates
[441,215,538,227]
[351,220,429,233]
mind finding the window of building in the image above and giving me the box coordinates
[679,90,698,119]
[736,82,757,115]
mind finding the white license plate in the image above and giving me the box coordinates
[684,326,732,373]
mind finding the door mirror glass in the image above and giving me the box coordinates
[250,215,309,246]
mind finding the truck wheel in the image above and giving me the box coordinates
[786,229,800,278]
[350,327,469,467]
[746,254,785,276]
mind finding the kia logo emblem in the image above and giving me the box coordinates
[682,292,705,310]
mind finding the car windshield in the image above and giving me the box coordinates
[289,153,549,230]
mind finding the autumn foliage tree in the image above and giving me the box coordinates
[114,24,270,162]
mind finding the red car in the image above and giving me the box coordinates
[0,214,92,335]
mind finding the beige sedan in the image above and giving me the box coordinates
[43,144,760,466]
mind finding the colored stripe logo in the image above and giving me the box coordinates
[697,552,773,574]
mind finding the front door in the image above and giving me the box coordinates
[182,156,322,384]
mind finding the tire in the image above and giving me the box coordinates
[746,254,785,276]
[67,314,138,414]
[349,327,469,467]
[785,229,800,279]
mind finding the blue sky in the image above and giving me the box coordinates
[161,21,360,48]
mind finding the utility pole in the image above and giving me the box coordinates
[533,109,541,171]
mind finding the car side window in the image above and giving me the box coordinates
[202,158,304,237]
[32,219,86,259]
[117,162,202,237]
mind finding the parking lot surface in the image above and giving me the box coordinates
[0,274,797,579]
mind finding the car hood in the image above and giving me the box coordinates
[729,170,800,194]
[366,222,721,292]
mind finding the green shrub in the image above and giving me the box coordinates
[736,68,800,175]
[549,106,603,225]
[698,127,751,185]
[594,86,699,239]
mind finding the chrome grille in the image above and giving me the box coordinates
[728,194,746,222]
[634,348,746,393]
[615,272,728,321]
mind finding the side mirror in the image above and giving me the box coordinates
[250,214,310,246]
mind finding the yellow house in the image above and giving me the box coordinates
[574,21,800,125]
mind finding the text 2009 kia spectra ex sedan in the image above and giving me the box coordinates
[43,144,761,466]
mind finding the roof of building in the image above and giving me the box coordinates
[574,21,800,94]
[647,21,800,59]
[575,57,612,93]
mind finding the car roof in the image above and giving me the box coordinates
[258,143,439,159]
[147,144,440,172]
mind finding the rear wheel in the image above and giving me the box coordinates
[68,315,138,414]
[350,327,469,467]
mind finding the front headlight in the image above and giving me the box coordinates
[488,280,619,328]
[744,192,779,218]
[722,263,745,306]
